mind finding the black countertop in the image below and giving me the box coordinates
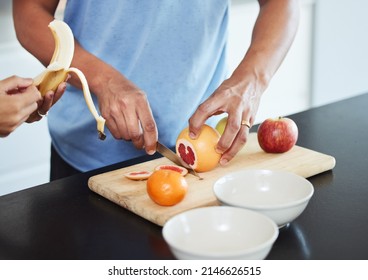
[1,93,368,260]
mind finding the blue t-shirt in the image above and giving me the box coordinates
[49,0,229,171]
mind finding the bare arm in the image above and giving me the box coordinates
[233,0,300,92]
[189,0,300,165]
[13,0,158,154]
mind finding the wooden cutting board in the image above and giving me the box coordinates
[88,133,336,226]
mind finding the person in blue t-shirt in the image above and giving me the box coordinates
[13,0,300,180]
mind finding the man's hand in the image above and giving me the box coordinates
[96,68,158,155]
[188,76,261,165]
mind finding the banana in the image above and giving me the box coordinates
[33,19,106,140]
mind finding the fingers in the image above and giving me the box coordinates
[137,106,158,155]
[108,105,129,140]
[2,76,33,93]
[13,87,41,124]
[123,94,157,154]
[38,91,54,116]
[102,89,158,154]
[217,106,254,164]
[188,96,221,139]
[52,81,67,104]
[22,84,42,104]
[188,81,259,166]
[34,81,67,118]
[218,119,251,165]
[188,91,247,159]
[1,76,66,126]
[119,105,144,147]
[217,109,240,147]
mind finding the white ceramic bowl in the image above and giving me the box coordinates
[213,169,314,228]
[162,206,278,260]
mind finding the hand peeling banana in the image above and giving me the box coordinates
[33,19,106,140]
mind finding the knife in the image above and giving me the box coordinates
[156,141,202,180]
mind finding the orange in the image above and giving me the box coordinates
[147,170,188,206]
[176,124,221,172]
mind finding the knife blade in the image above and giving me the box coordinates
[156,141,202,179]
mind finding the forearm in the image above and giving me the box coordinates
[12,0,118,97]
[13,0,59,67]
[230,0,300,94]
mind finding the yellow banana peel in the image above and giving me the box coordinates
[33,20,106,140]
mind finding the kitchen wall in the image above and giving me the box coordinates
[311,0,368,106]
[228,0,314,122]
[1,0,367,196]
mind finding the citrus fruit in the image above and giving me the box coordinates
[147,170,188,206]
[125,170,152,180]
[154,164,188,176]
[215,116,228,135]
[175,124,221,172]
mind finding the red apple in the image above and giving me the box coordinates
[257,117,298,153]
